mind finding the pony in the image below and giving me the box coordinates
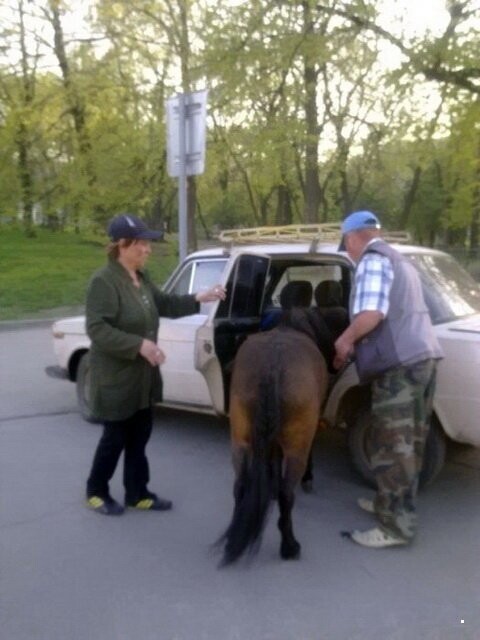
[216,308,333,565]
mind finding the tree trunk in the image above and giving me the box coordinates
[275,184,293,225]
[399,165,422,229]
[338,155,352,215]
[196,198,211,241]
[48,1,101,226]
[260,194,270,226]
[49,2,91,158]
[17,0,35,237]
[16,124,35,237]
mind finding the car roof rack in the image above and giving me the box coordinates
[218,224,341,245]
[381,230,412,243]
[217,224,412,251]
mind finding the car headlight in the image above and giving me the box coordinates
[52,329,65,339]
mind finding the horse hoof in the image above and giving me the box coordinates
[301,480,313,493]
[280,540,301,560]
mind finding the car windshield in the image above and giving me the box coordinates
[407,252,480,324]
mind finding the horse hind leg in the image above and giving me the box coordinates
[301,448,314,493]
[269,443,283,500]
[277,456,304,560]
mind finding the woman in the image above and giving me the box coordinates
[85,213,226,515]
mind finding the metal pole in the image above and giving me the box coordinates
[178,92,188,262]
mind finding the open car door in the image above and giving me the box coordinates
[195,252,271,415]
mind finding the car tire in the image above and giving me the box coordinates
[76,353,99,424]
[347,408,446,490]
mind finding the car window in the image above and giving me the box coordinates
[169,262,194,296]
[167,258,228,313]
[192,260,228,293]
[168,259,227,295]
[407,252,480,323]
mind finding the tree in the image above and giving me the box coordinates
[0,0,41,236]
[94,0,207,250]
[314,0,479,245]
[42,0,98,229]
[315,1,480,96]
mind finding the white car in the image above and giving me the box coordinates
[50,224,480,487]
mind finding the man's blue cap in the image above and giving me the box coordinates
[338,210,381,250]
[107,214,162,241]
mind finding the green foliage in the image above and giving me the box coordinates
[442,101,480,230]
[0,227,177,320]
[0,0,479,250]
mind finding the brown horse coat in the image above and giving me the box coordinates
[230,328,327,464]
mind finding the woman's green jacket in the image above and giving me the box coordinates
[86,258,199,421]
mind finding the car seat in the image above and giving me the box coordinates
[261,280,313,330]
[279,280,313,310]
[314,280,349,339]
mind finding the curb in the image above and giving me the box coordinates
[0,306,84,332]
[0,318,56,331]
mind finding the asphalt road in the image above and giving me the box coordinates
[1,324,479,640]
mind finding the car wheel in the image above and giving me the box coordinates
[76,353,99,424]
[347,408,446,489]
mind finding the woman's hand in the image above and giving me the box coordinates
[140,339,166,366]
[195,285,226,304]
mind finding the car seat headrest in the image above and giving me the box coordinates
[280,281,313,310]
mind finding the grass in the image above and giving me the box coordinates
[0,226,179,321]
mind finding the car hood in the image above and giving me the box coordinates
[53,315,86,334]
[445,313,480,335]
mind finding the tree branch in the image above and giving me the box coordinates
[315,3,480,95]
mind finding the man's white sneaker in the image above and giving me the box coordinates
[349,527,408,548]
[357,497,375,514]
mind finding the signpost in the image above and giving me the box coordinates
[166,89,208,262]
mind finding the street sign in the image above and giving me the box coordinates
[165,89,208,262]
[166,89,208,177]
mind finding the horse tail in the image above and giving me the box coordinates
[219,369,283,566]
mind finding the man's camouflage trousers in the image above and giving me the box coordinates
[368,358,438,541]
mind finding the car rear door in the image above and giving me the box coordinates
[195,252,271,415]
[159,257,227,408]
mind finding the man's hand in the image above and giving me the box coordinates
[334,333,354,370]
[333,310,384,370]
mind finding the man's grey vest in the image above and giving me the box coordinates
[353,240,443,384]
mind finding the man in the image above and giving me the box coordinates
[334,210,443,548]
